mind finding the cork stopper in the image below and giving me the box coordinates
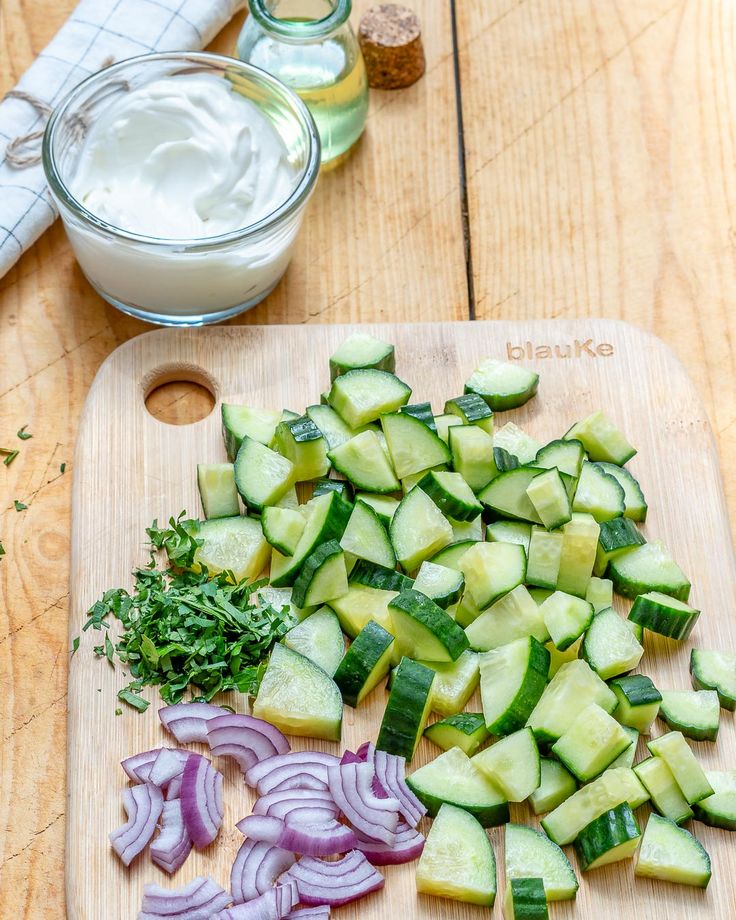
[358,4,425,90]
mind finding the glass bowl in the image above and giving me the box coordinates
[43,52,321,326]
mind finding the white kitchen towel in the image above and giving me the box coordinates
[0,0,245,279]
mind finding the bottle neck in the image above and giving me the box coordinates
[248,0,352,41]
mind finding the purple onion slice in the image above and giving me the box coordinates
[150,799,193,874]
[211,880,298,919]
[166,773,183,801]
[231,838,297,905]
[110,783,163,866]
[238,813,357,858]
[138,875,230,919]
[373,749,427,827]
[284,909,330,919]
[283,850,384,906]
[149,748,189,789]
[207,714,290,774]
[355,820,425,865]
[236,814,284,845]
[180,753,224,848]
[355,742,375,763]
[121,748,162,783]
[253,789,338,823]
[158,702,230,744]
[327,762,399,844]
[245,752,340,796]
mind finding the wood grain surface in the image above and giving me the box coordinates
[66,319,736,919]
[2,0,736,916]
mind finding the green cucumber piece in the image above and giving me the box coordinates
[274,486,300,510]
[329,332,395,381]
[328,368,411,428]
[585,575,613,613]
[465,358,539,411]
[540,591,593,652]
[413,561,464,609]
[610,543,691,602]
[530,759,577,815]
[494,422,542,465]
[348,558,412,592]
[503,878,548,920]
[434,413,464,443]
[628,590,699,639]
[609,725,639,769]
[390,485,454,573]
[420,649,480,716]
[479,636,549,735]
[448,424,498,492]
[551,703,632,782]
[261,506,306,556]
[333,619,394,706]
[478,467,542,524]
[331,584,397,638]
[221,404,281,459]
[340,499,396,569]
[444,393,494,434]
[188,515,270,582]
[582,607,644,680]
[399,401,437,432]
[486,519,532,553]
[541,768,649,845]
[376,657,434,760]
[459,541,527,610]
[274,415,329,481]
[659,690,720,742]
[574,802,641,871]
[527,659,617,744]
[504,823,578,901]
[545,636,581,679]
[355,492,399,527]
[311,478,353,502]
[610,674,662,733]
[305,403,356,451]
[690,648,736,710]
[328,429,400,493]
[381,411,451,479]
[388,589,469,662]
[234,437,295,513]
[465,585,547,652]
[472,727,540,801]
[291,541,348,608]
[693,770,736,830]
[571,462,626,522]
[564,410,636,465]
[526,528,563,590]
[416,803,497,906]
[253,643,342,741]
[534,438,585,479]
[418,470,482,522]
[556,513,599,597]
[429,540,478,570]
[647,731,714,804]
[406,746,510,826]
[634,814,711,888]
[634,756,694,824]
[596,461,647,522]
[452,517,483,543]
[526,468,572,530]
[283,607,344,677]
[424,712,489,756]
[594,516,646,575]
[196,463,240,519]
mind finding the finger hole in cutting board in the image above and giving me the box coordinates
[143,362,218,426]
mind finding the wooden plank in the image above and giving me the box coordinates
[0,2,466,914]
[68,319,735,919]
[455,0,736,520]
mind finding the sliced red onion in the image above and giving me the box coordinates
[327,762,399,844]
[121,748,162,783]
[212,880,298,920]
[150,799,193,874]
[139,875,230,919]
[339,750,363,766]
[166,773,183,801]
[180,753,224,848]
[159,702,230,744]
[355,742,375,763]
[373,749,427,827]
[283,851,385,906]
[231,838,297,905]
[284,910,330,919]
[253,789,338,823]
[245,752,340,796]
[355,820,425,865]
[110,783,163,866]
[149,748,189,788]
[207,714,290,774]
[236,814,284,845]
[238,814,357,858]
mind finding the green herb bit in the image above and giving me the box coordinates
[14,500,27,512]
[118,689,150,712]
[115,708,123,716]
[2,450,18,467]
[71,636,80,655]
[146,513,202,569]
[16,426,32,440]
[60,462,66,474]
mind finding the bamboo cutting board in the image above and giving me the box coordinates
[67,320,736,920]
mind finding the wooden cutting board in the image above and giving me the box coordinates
[67,319,736,920]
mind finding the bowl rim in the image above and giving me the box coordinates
[42,51,321,250]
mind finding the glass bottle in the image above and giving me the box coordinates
[237,0,369,168]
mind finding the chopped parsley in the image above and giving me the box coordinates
[2,449,18,467]
[71,636,79,654]
[16,426,32,440]
[0,540,5,558]
[60,462,66,474]
[14,500,27,512]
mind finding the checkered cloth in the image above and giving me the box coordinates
[0,0,245,279]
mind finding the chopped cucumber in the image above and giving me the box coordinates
[486,520,532,553]
[472,727,540,801]
[381,411,451,479]
[333,619,394,707]
[406,746,510,826]
[551,703,632,782]
[418,470,482,522]
[413,561,464,609]
[571,461,625,522]
[693,770,736,830]
[274,486,300,510]
[574,802,641,871]
[253,643,342,741]
[634,756,694,824]
[390,485,454,573]
[261,506,306,556]
[329,333,395,381]
[659,690,720,742]
[328,368,411,428]
[610,674,662,733]
[339,499,396,569]
[530,759,577,815]
[399,401,437,431]
[465,358,539,411]
[444,393,494,434]
[377,657,434,760]
[609,542,691,602]
[283,607,344,677]
[388,589,469,662]
[355,492,399,527]
[594,516,646,575]
[503,878,548,920]
[270,492,352,587]
[424,713,489,756]
[479,636,549,735]
[189,516,269,582]
[311,478,352,502]
[328,430,400,493]
[608,725,638,769]
[634,813,711,888]
[527,659,617,744]
[430,540,478,570]
[526,467,572,530]
[465,585,547,652]
[478,467,542,524]
[585,575,613,612]
[234,437,295,513]
[564,410,636,465]
[416,803,497,906]
[420,649,480,716]
[534,438,585,479]
[291,541,348,608]
[448,424,498,492]
[196,463,240,519]
[348,559,411,593]
[582,607,644,680]
[305,403,356,451]
[504,823,578,901]
[221,404,281,459]
[690,648,736,710]
[331,584,396,638]
[274,415,329,481]
[596,461,647,522]
[434,413,464,443]
[451,515,483,543]
[545,636,581,679]
[556,513,599,597]
[647,731,713,804]
[628,590,699,639]
[526,528,563,590]
[494,422,542,464]
[541,768,649,845]
[540,591,593,652]
[459,542,527,610]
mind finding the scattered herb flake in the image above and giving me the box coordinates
[0,540,5,558]
[60,462,66,474]
[118,689,150,712]
[16,426,32,440]
[71,636,80,655]
[115,708,122,716]
[104,635,114,665]
[2,450,18,467]
[14,500,27,512]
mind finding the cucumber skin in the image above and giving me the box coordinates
[485,637,550,736]
[389,589,470,662]
[610,563,691,603]
[506,878,549,920]
[610,674,662,707]
[291,540,344,609]
[628,594,699,639]
[270,493,352,587]
[349,558,413,592]
[312,478,354,502]
[333,619,394,708]
[424,713,489,756]
[690,649,736,711]
[573,803,640,872]
[377,658,434,761]
[399,401,437,432]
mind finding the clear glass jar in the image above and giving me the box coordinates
[237,0,369,168]
[42,52,320,326]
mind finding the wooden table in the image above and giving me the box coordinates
[1,0,735,914]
